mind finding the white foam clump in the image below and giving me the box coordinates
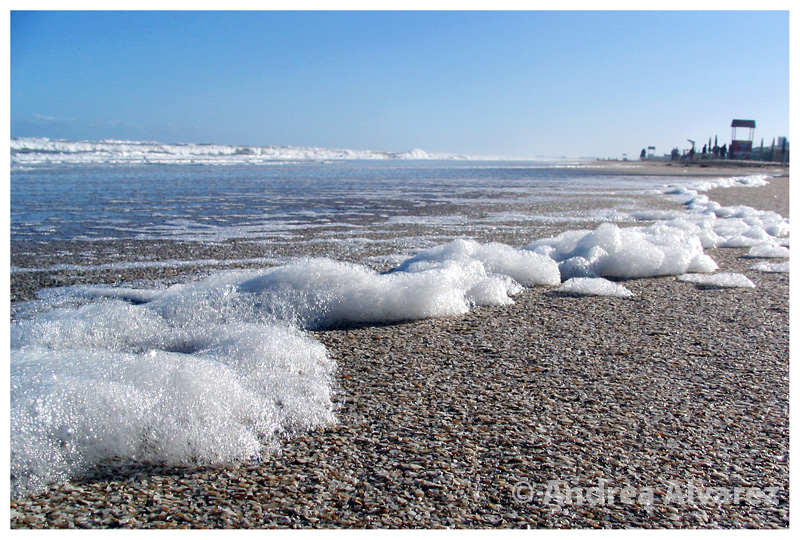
[664,175,770,199]
[11,318,334,497]
[142,250,543,331]
[557,277,633,298]
[524,221,718,280]
[677,272,756,289]
[235,256,527,327]
[664,176,790,250]
[751,261,790,273]
[746,244,790,258]
[11,241,562,497]
[708,216,789,248]
[524,175,789,282]
[393,238,561,287]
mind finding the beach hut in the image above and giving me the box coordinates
[730,119,756,160]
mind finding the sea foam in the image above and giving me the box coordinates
[524,221,719,280]
[751,261,790,273]
[10,248,551,496]
[557,277,634,298]
[677,272,756,289]
[11,320,334,497]
[746,244,790,258]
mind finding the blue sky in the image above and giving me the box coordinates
[9,9,790,159]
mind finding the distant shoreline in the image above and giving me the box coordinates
[575,159,789,178]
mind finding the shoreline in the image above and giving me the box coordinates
[9,161,789,305]
[10,167,790,528]
[577,158,789,178]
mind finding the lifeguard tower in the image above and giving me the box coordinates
[730,119,756,160]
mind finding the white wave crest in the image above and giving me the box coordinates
[11,137,469,165]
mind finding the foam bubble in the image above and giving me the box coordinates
[557,277,634,298]
[393,238,561,287]
[11,321,334,497]
[665,176,789,252]
[525,222,718,280]
[236,256,519,328]
[10,244,560,496]
[751,261,790,273]
[677,272,756,289]
[746,244,790,258]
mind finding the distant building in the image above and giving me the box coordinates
[730,119,756,160]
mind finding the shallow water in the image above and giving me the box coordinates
[11,161,679,263]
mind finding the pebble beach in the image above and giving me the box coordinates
[9,163,790,529]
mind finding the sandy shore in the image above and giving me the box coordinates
[10,166,790,529]
[580,158,789,179]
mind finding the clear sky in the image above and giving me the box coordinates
[9,8,791,159]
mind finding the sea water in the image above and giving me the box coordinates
[9,148,790,497]
[11,160,680,246]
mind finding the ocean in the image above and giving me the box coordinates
[11,160,680,258]
[9,141,789,497]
